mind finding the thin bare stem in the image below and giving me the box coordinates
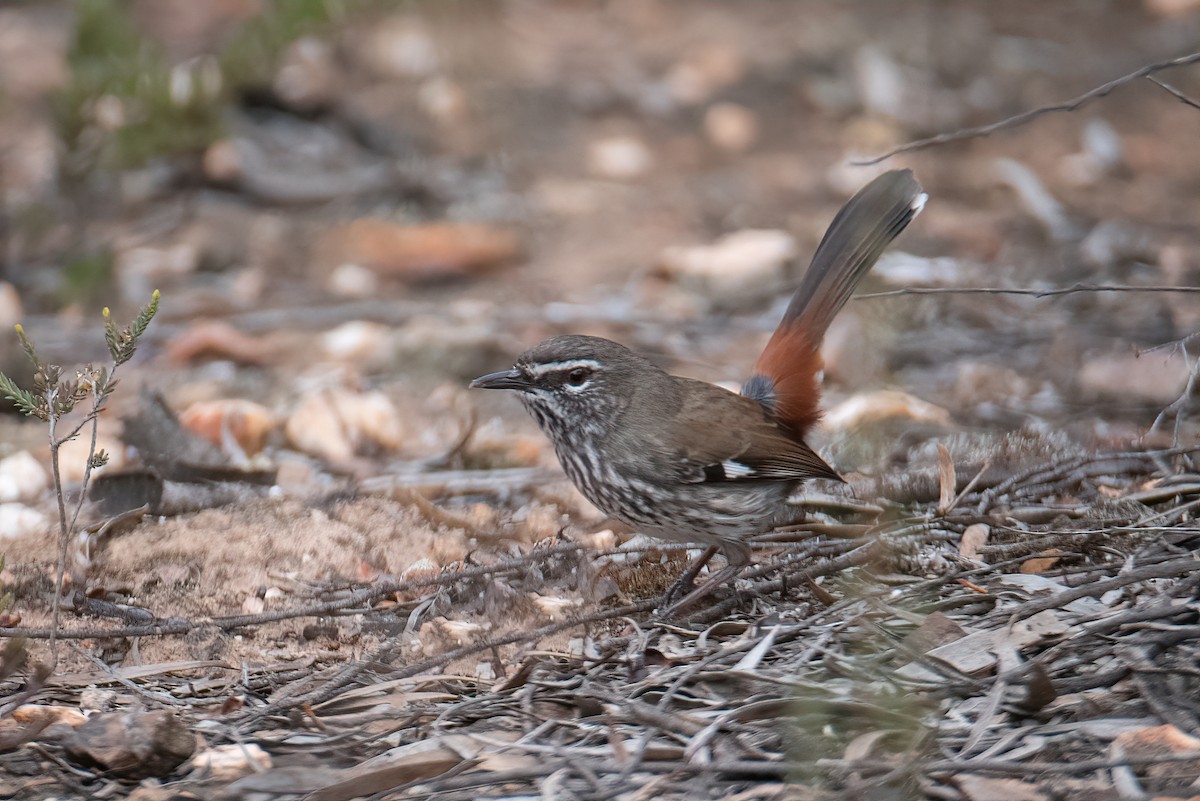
[1138,330,1200,356]
[46,379,113,669]
[1148,345,1200,446]
[40,293,155,666]
[64,375,116,550]
[1146,75,1200,110]
[56,411,99,448]
[857,50,1200,164]
[46,392,68,668]
[856,283,1200,300]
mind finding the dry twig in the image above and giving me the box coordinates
[858,284,1200,300]
[857,50,1200,163]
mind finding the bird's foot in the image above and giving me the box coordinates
[654,564,742,619]
[653,544,719,613]
[657,572,697,612]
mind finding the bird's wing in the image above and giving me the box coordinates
[667,378,843,484]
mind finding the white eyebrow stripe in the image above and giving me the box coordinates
[525,359,602,377]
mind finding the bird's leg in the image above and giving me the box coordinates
[655,564,742,619]
[657,545,720,610]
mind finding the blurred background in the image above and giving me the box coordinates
[3,4,1200,790]
[0,0,1199,507]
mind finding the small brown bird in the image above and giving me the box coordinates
[472,170,925,577]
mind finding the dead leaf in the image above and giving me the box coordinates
[11,705,87,728]
[331,220,521,282]
[1012,662,1057,714]
[219,696,244,715]
[901,611,969,654]
[1011,610,1070,644]
[192,743,272,780]
[958,524,990,560]
[53,659,235,687]
[896,628,996,681]
[955,774,1050,801]
[286,388,405,464]
[806,576,838,606]
[308,739,473,801]
[823,390,953,432]
[220,766,346,798]
[429,617,486,645]
[531,594,580,619]
[180,399,277,457]
[1020,549,1063,574]
[999,574,1107,616]
[1112,724,1200,780]
[843,729,892,762]
[166,320,274,366]
[494,657,544,692]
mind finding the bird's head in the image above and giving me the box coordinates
[470,334,660,438]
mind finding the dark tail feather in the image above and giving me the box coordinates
[783,169,925,337]
[745,169,925,435]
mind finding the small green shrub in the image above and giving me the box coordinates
[55,0,224,176]
[0,290,159,664]
[54,0,380,176]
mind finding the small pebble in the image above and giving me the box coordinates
[0,451,48,503]
[704,102,759,152]
[587,136,653,179]
[0,503,48,539]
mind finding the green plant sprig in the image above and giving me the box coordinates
[0,290,160,667]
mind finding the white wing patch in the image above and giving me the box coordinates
[721,460,755,478]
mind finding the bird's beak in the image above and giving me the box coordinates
[470,369,530,391]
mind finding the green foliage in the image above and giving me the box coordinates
[104,289,160,366]
[0,291,159,427]
[89,449,110,470]
[11,202,57,248]
[0,293,160,668]
[0,365,39,417]
[61,250,114,306]
[14,324,39,371]
[219,0,362,88]
[54,0,380,175]
[55,0,224,175]
[788,682,931,788]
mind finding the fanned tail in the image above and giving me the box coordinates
[742,169,926,435]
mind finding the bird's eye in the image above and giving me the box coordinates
[566,368,591,386]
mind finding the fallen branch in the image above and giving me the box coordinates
[244,598,659,719]
[1009,558,1200,622]
[0,542,588,640]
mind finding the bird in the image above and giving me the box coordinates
[471,170,925,600]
